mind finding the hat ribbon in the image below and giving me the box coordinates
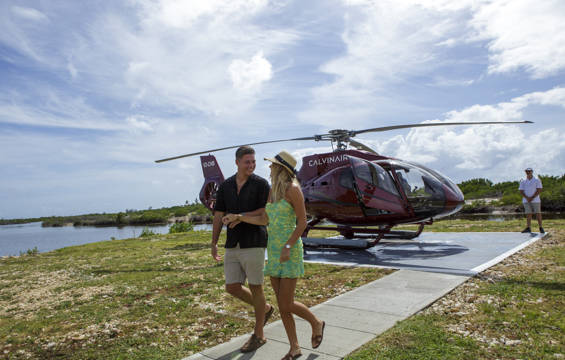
[275,154,297,175]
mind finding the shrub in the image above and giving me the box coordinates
[169,222,193,234]
[20,247,38,256]
[139,227,157,237]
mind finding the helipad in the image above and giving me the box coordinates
[304,231,546,276]
[184,232,545,359]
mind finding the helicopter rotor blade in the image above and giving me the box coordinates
[352,120,533,136]
[155,136,317,163]
[348,139,379,154]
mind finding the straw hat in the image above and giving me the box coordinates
[264,150,297,176]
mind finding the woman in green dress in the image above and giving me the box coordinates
[223,151,325,360]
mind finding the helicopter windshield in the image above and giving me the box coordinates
[404,161,463,199]
[388,161,444,200]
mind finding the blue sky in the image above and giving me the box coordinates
[1,0,564,219]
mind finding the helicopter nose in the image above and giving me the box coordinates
[441,183,465,215]
[446,186,464,203]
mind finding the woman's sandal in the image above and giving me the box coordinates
[281,351,302,360]
[311,320,325,349]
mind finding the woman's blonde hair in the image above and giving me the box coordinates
[270,163,298,203]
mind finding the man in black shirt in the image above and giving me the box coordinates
[211,146,273,352]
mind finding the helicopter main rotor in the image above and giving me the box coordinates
[155,120,532,163]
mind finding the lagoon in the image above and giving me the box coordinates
[0,222,213,257]
[2,213,562,257]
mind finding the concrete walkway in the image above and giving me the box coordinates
[184,232,545,359]
[183,270,469,359]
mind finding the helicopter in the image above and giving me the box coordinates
[156,120,532,249]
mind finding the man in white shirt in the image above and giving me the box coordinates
[518,167,544,233]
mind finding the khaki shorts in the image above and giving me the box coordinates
[224,244,266,285]
[524,202,541,214]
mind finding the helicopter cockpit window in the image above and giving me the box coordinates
[353,162,399,195]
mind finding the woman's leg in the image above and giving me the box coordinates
[271,277,301,354]
[281,279,324,345]
[271,277,324,350]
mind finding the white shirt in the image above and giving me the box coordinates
[518,177,542,203]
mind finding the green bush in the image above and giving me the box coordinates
[20,247,38,256]
[500,192,522,206]
[139,227,157,237]
[169,222,194,234]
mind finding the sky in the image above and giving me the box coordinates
[1,0,564,219]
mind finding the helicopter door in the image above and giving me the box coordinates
[348,156,405,215]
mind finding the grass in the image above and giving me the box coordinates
[2,219,563,359]
[0,230,390,359]
[346,219,565,360]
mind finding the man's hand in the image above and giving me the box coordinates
[211,243,222,262]
[280,248,291,263]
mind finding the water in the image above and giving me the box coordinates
[0,222,213,257]
[2,213,562,257]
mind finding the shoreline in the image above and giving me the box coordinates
[3,211,564,228]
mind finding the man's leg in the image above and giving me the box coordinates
[249,284,267,338]
[225,246,254,304]
[537,212,543,230]
[526,213,532,228]
[239,247,270,353]
[226,283,253,304]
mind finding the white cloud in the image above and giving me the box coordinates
[299,0,471,126]
[377,88,565,181]
[0,88,122,131]
[511,87,565,108]
[126,116,153,132]
[67,62,78,79]
[301,0,565,126]
[229,51,273,92]
[469,0,565,78]
[150,0,268,28]
[11,6,48,22]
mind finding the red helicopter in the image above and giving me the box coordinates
[156,121,531,248]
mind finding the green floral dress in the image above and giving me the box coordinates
[264,199,304,278]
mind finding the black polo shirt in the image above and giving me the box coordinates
[214,173,270,248]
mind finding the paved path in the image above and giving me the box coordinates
[183,232,545,359]
[183,270,468,359]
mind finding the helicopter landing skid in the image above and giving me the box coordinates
[301,221,427,249]
[382,223,426,239]
[302,235,384,250]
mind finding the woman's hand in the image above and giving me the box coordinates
[222,213,239,225]
[280,247,291,263]
[228,219,241,228]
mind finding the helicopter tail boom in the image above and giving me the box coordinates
[199,155,224,211]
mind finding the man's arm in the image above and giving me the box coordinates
[223,209,268,226]
[211,210,224,261]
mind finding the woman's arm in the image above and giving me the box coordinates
[223,189,272,227]
[223,209,269,226]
